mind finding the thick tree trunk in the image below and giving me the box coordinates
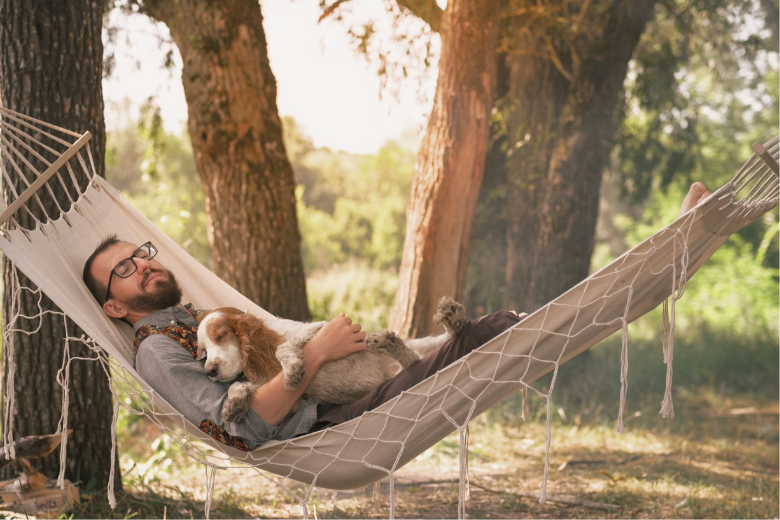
[0,0,120,490]
[389,0,501,338]
[142,0,310,320]
[505,0,657,312]
[504,25,571,312]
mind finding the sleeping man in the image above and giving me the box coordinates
[82,182,711,450]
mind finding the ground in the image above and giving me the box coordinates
[69,387,778,519]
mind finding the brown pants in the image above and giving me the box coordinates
[312,310,524,430]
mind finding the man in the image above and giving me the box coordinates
[82,183,711,449]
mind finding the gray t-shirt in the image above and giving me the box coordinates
[134,305,318,449]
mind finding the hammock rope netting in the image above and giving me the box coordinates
[0,107,776,519]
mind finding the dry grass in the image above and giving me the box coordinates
[71,387,778,519]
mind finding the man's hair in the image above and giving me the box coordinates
[83,234,122,306]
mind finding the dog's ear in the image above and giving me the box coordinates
[196,309,213,325]
[196,343,206,360]
[234,313,282,384]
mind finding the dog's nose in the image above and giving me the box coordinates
[206,365,219,378]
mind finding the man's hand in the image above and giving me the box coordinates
[249,313,368,426]
[304,313,367,365]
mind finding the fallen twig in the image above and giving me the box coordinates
[376,477,622,511]
[471,481,621,510]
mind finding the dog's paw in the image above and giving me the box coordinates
[367,330,420,368]
[433,296,467,336]
[366,330,402,350]
[283,360,306,391]
[222,382,256,423]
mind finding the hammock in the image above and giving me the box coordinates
[0,107,777,519]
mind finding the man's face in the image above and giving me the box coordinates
[92,241,182,315]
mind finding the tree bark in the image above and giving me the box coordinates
[389,0,501,338]
[761,0,779,53]
[504,18,571,312]
[505,0,657,312]
[141,0,310,320]
[0,0,120,491]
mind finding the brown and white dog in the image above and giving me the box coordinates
[196,297,468,423]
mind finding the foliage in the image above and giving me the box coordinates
[616,0,777,203]
[285,116,417,274]
[317,0,440,103]
[307,260,398,331]
[105,100,211,268]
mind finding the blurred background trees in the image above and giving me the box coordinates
[103,0,777,430]
[128,0,310,320]
[106,0,778,341]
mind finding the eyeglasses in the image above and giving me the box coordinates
[105,241,158,302]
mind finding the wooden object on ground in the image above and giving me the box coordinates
[0,431,71,471]
[0,432,79,519]
[0,476,80,519]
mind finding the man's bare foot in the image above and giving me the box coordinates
[678,182,712,217]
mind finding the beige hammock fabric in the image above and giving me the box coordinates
[0,108,777,518]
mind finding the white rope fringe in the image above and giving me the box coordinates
[56,336,71,489]
[539,366,559,504]
[107,397,119,509]
[521,385,529,420]
[659,296,677,419]
[389,472,396,519]
[2,267,18,461]
[660,227,690,419]
[458,426,471,518]
[614,317,629,434]
[204,464,217,519]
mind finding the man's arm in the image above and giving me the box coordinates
[248,314,367,425]
[137,335,280,448]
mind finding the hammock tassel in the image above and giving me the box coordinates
[107,397,119,509]
[204,464,217,519]
[614,317,630,435]
[300,485,313,520]
[458,426,471,519]
[56,339,71,490]
[659,297,676,419]
[2,268,18,461]
[539,389,555,503]
[389,472,396,520]
[2,323,16,461]
[521,385,529,421]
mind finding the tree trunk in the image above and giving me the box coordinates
[389,0,501,338]
[761,0,779,53]
[142,0,310,320]
[505,0,657,313]
[504,21,571,312]
[0,0,120,491]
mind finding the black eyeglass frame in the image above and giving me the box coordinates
[105,241,158,302]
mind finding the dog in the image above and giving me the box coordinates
[196,296,468,423]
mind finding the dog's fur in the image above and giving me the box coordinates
[196,297,468,423]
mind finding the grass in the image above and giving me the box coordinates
[14,324,768,518]
[70,381,778,519]
[74,304,779,519]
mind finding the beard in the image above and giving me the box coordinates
[124,268,183,314]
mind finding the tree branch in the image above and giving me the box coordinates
[319,0,353,23]
[395,0,444,33]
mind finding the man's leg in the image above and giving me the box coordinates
[313,310,524,428]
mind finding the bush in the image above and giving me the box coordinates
[307,261,398,332]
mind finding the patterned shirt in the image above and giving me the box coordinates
[134,305,318,449]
